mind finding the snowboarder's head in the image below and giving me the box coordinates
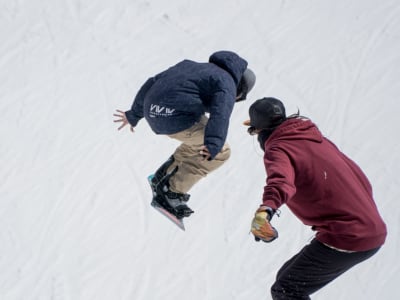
[244,97,286,134]
[236,68,256,102]
[208,51,255,101]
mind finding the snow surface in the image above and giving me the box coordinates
[1,0,400,299]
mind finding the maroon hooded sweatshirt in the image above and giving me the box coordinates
[261,118,386,252]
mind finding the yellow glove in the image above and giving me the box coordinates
[251,206,278,243]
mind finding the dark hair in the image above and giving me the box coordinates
[287,109,309,120]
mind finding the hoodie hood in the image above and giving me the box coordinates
[268,118,323,145]
[209,51,248,85]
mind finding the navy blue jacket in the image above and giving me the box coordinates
[125,51,248,159]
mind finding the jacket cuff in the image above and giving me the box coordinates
[257,206,275,220]
[206,145,219,160]
[125,110,140,127]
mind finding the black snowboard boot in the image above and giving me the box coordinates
[152,165,194,218]
[158,184,194,218]
[151,155,176,187]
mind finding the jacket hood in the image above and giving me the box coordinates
[209,51,248,85]
[268,118,323,145]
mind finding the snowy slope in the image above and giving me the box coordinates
[1,0,399,299]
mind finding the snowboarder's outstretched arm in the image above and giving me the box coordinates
[125,77,156,127]
[113,76,156,132]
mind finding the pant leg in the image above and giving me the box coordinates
[271,239,380,300]
[166,115,231,194]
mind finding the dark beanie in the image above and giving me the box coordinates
[248,97,286,129]
[236,68,256,101]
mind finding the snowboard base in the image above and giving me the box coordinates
[151,199,185,231]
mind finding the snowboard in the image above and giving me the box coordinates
[147,175,185,231]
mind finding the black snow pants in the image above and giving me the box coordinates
[271,239,380,300]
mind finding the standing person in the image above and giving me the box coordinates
[246,97,387,299]
[114,50,255,219]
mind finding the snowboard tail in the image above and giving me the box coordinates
[151,197,185,230]
[148,175,185,231]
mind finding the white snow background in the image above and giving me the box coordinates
[1,0,399,299]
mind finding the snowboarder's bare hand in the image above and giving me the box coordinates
[199,145,211,161]
[113,110,134,132]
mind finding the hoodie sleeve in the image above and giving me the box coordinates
[125,77,156,127]
[261,147,297,209]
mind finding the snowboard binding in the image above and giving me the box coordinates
[149,156,194,219]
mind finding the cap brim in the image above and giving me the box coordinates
[243,119,251,126]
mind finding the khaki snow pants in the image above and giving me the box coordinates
[166,115,231,194]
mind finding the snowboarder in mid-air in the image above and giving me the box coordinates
[113,51,255,227]
[245,97,387,299]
